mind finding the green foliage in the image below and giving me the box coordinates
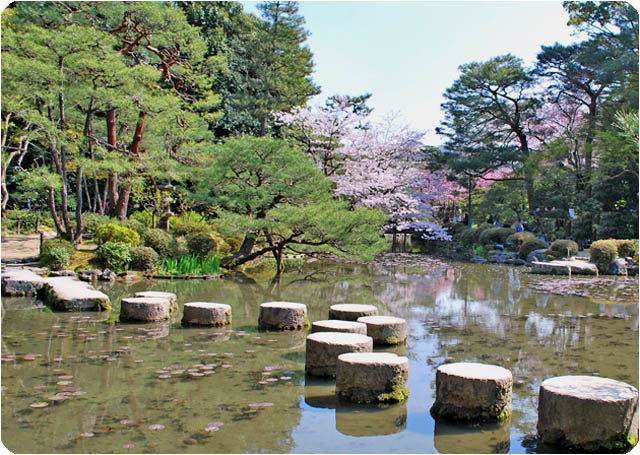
[519,238,548,260]
[1,209,53,234]
[95,223,140,246]
[142,228,174,257]
[549,239,579,258]
[474,245,485,257]
[455,227,475,246]
[119,219,147,236]
[41,246,72,270]
[506,232,535,250]
[589,239,618,272]
[185,231,217,256]
[130,210,154,228]
[478,227,517,245]
[41,239,74,258]
[170,211,211,236]
[129,246,159,272]
[157,255,220,276]
[82,214,114,236]
[96,241,131,272]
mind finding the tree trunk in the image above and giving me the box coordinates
[106,106,119,216]
[274,246,285,277]
[115,181,131,221]
[48,187,68,240]
[74,166,83,244]
[220,234,264,268]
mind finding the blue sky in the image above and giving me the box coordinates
[245,1,581,145]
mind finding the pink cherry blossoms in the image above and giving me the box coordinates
[277,103,455,241]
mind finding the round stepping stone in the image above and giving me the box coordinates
[311,320,367,335]
[182,302,231,326]
[134,291,177,305]
[357,315,407,345]
[328,304,378,321]
[430,362,512,423]
[258,302,308,330]
[537,375,639,451]
[120,297,171,322]
[336,352,409,403]
[305,332,373,378]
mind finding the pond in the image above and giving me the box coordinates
[1,254,638,453]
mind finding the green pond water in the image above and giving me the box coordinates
[1,254,638,453]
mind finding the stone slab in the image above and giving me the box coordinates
[530,260,597,276]
[42,277,110,311]
[1,267,46,296]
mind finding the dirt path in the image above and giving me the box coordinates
[1,233,56,261]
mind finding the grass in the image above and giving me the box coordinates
[157,254,221,276]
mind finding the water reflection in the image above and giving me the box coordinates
[2,256,638,453]
[433,419,511,454]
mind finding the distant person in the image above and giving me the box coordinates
[463,212,469,226]
[513,219,524,232]
[487,214,494,224]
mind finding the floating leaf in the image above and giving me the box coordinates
[148,424,165,430]
[29,402,49,408]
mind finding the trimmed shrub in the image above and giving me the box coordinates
[455,227,475,246]
[95,223,140,246]
[505,232,535,251]
[142,228,173,257]
[96,241,131,272]
[613,239,638,259]
[82,213,113,236]
[590,239,619,273]
[169,237,188,259]
[549,239,579,259]
[519,238,548,260]
[41,239,74,258]
[129,246,159,272]
[186,232,217,256]
[443,222,469,236]
[170,211,211,237]
[478,227,516,245]
[130,210,154,228]
[120,219,147,236]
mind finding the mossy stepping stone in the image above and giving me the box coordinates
[182,302,231,326]
[305,332,373,378]
[336,352,409,403]
[328,304,378,321]
[311,320,367,335]
[357,315,407,345]
[258,302,308,330]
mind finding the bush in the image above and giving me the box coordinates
[96,241,131,271]
[549,239,579,259]
[129,246,159,272]
[224,235,243,253]
[454,227,475,246]
[95,223,140,246]
[478,227,516,245]
[130,210,154,228]
[82,213,113,236]
[42,246,72,270]
[142,229,173,257]
[519,238,548,260]
[169,237,189,259]
[590,239,619,273]
[613,239,638,259]
[505,232,535,250]
[41,239,74,258]
[2,209,54,234]
[185,232,217,256]
[169,211,211,237]
[120,219,147,236]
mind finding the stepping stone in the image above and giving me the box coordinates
[258,302,308,330]
[305,332,372,378]
[43,277,111,311]
[430,362,512,423]
[336,352,409,403]
[311,320,367,335]
[530,260,597,276]
[134,291,177,305]
[120,297,171,322]
[357,315,407,345]
[182,302,231,326]
[1,268,45,296]
[328,304,378,321]
[537,375,639,451]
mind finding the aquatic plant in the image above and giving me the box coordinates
[157,254,221,275]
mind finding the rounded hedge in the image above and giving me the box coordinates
[519,238,548,260]
[129,246,159,272]
[505,232,535,250]
[549,239,579,259]
[120,219,148,236]
[142,229,173,257]
[95,223,140,246]
[42,246,72,270]
[186,232,217,256]
[590,240,618,273]
[478,227,517,245]
[613,239,638,259]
